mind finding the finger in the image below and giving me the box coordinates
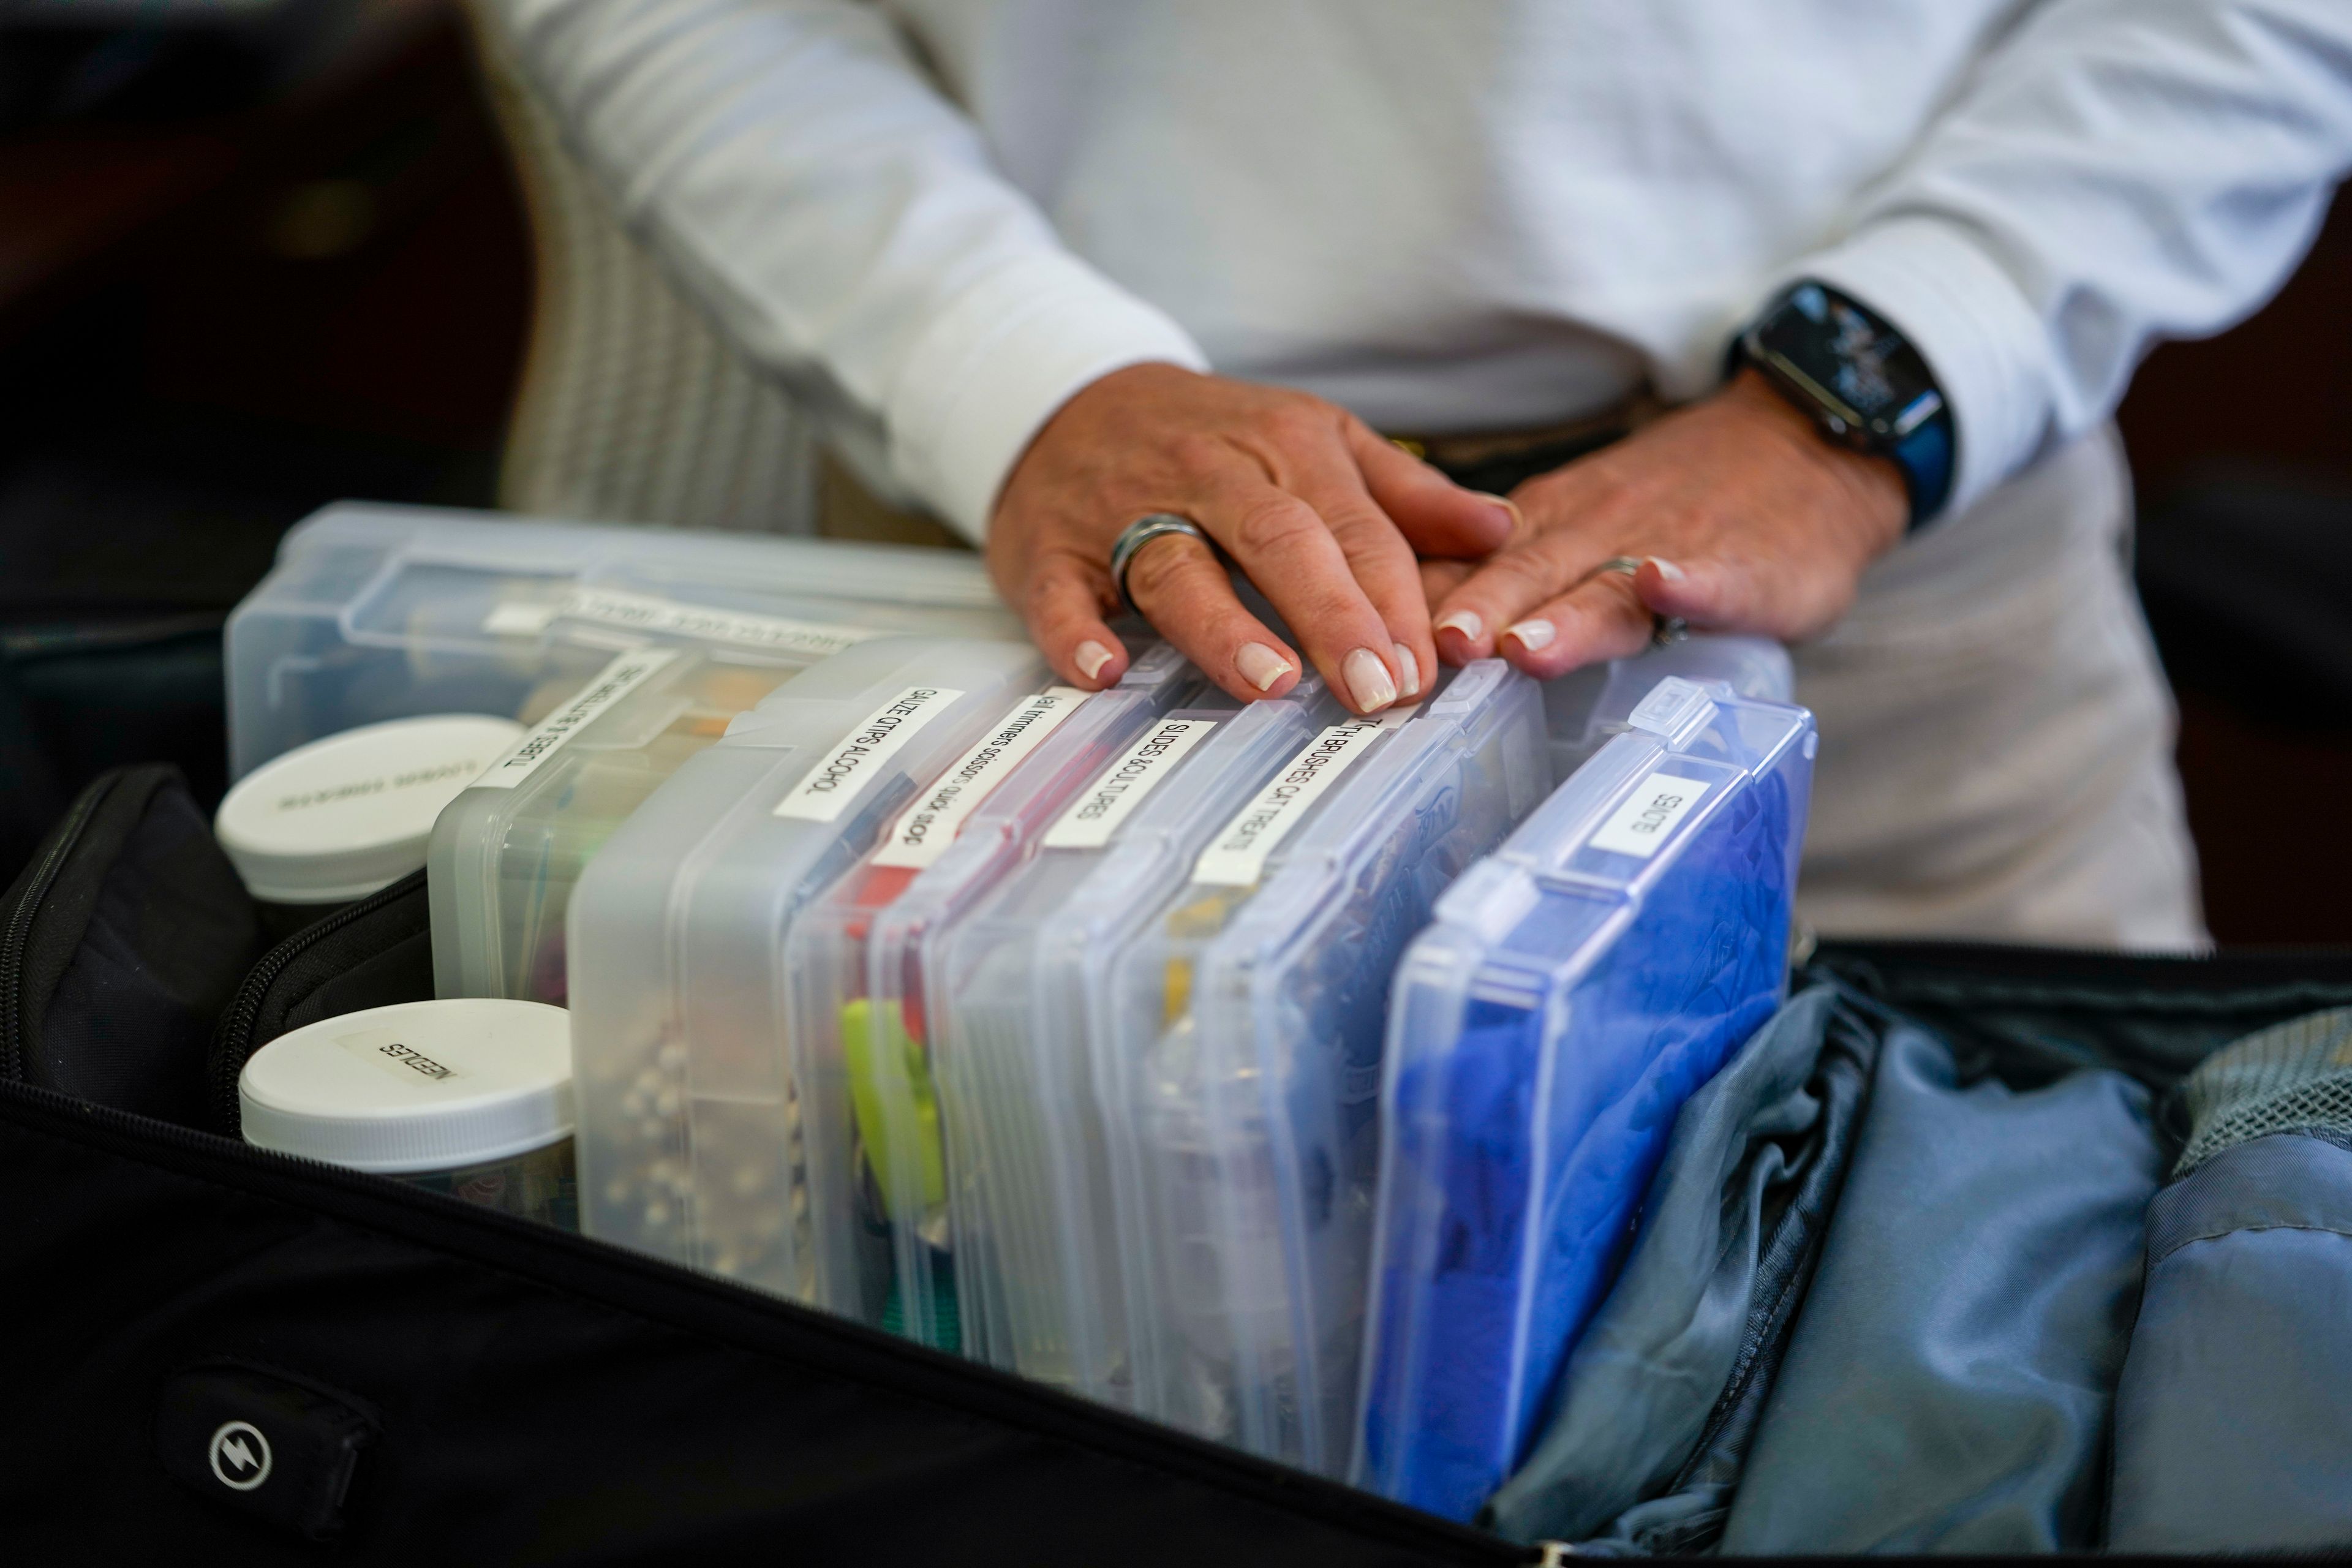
[1120,528,1305,704]
[1430,523,1615,666]
[1019,549,1131,689]
[1629,552,1845,641]
[1419,557,1477,613]
[1287,447,1438,701]
[1348,422,1519,557]
[1194,474,1406,714]
[1496,569,1656,679]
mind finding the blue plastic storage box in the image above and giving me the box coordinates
[1355,676,1815,1520]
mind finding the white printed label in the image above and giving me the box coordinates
[484,586,879,659]
[871,687,1090,869]
[472,647,680,790]
[338,1026,464,1087]
[1588,772,1711,859]
[774,685,968,823]
[1041,718,1220,850]
[264,759,489,817]
[1191,719,1394,888]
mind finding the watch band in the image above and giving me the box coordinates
[1885,399,1954,531]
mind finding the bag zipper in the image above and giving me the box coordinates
[1660,992,1883,1513]
[208,867,429,1133]
[1815,936,2352,992]
[0,769,123,1082]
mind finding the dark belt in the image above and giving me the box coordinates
[1390,388,1662,497]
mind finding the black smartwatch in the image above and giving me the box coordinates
[1738,281,1955,529]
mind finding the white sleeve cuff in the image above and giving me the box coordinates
[1782,216,2060,518]
[884,252,1210,545]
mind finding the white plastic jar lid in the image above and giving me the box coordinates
[239,998,573,1174]
[216,714,526,903]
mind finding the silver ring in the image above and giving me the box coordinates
[1110,513,1213,616]
[1594,556,1687,647]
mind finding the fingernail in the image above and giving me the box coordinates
[1344,647,1400,711]
[1434,609,1483,643]
[1392,642,1421,699]
[1074,639,1115,681]
[1236,642,1295,692]
[1505,619,1557,652]
[1646,557,1686,583]
[1476,493,1523,535]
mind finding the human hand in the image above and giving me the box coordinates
[986,363,1517,713]
[1425,369,1909,676]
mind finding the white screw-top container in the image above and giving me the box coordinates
[239,998,577,1227]
[216,714,525,936]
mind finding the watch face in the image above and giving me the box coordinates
[1757,284,1942,439]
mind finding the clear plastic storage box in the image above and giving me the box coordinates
[782,644,1199,1352]
[1539,634,1791,778]
[1105,660,1552,1477]
[1355,676,1815,1521]
[427,646,802,1002]
[227,502,1019,778]
[568,636,1047,1300]
[923,679,1351,1406]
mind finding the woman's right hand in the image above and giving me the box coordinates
[983,363,1517,715]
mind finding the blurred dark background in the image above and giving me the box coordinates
[0,0,526,866]
[1,0,2347,943]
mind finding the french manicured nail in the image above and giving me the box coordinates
[1074,639,1115,681]
[1646,557,1687,583]
[1344,647,1400,711]
[1434,609,1483,644]
[1236,641,1295,692]
[1505,619,1557,652]
[1393,642,1422,699]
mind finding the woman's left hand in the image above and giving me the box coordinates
[1426,368,1911,675]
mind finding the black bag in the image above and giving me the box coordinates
[0,766,1516,1564]
[9,765,2352,1559]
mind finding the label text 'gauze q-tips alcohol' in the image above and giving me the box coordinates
[774,685,968,823]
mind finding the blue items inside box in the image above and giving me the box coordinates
[1355,676,1815,1521]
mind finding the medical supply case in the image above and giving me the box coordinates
[13,525,2331,1562]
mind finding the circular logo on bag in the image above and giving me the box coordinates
[208,1421,273,1491]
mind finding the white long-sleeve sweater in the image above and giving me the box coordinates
[488,0,2352,541]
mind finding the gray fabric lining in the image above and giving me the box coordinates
[1482,963,2352,1554]
[1715,1026,2157,1555]
[1481,987,1853,1548]
[2109,1131,2352,1552]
